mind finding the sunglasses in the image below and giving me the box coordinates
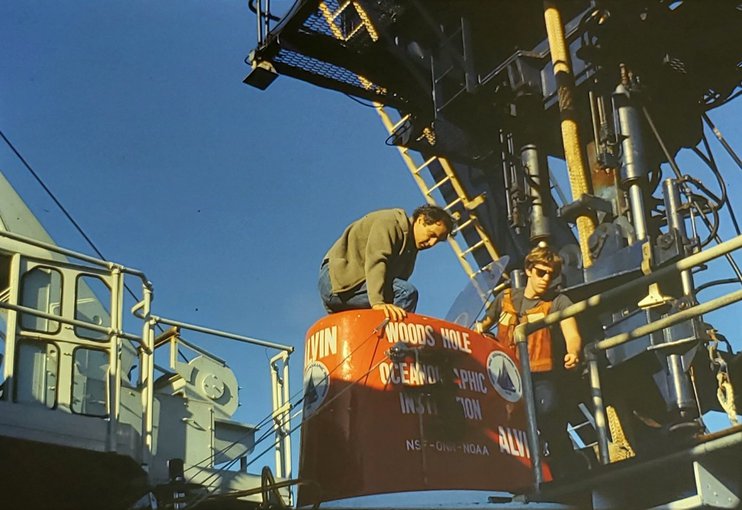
[531,267,555,279]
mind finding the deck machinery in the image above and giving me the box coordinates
[245,1,742,508]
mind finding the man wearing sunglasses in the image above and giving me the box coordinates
[476,244,582,478]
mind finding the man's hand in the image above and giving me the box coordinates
[563,352,580,370]
[372,303,407,322]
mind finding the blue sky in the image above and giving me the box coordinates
[2,0,741,496]
[0,0,472,472]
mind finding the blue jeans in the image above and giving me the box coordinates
[318,261,418,313]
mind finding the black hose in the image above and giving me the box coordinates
[642,107,742,284]
[695,278,740,295]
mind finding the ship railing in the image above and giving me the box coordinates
[513,233,742,489]
[0,229,151,454]
[131,308,294,480]
[0,229,294,487]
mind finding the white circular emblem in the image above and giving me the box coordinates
[303,361,330,416]
[487,351,522,403]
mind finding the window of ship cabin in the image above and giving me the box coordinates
[14,340,59,408]
[74,275,111,342]
[20,266,62,334]
[71,347,108,417]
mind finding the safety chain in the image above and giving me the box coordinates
[707,328,738,425]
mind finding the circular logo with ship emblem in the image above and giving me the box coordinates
[303,361,330,416]
[486,351,522,403]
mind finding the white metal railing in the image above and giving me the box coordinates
[0,229,294,487]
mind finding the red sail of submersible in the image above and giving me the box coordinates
[298,310,551,505]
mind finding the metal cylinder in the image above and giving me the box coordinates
[662,178,694,295]
[587,348,611,465]
[667,353,696,414]
[662,178,698,416]
[614,84,649,242]
[522,144,551,242]
[516,331,543,489]
[511,269,527,289]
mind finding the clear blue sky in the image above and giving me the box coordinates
[1,0,741,496]
[0,0,472,472]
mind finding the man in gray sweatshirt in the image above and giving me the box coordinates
[319,205,454,321]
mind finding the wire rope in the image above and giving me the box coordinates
[182,352,393,510]
[642,107,742,284]
[183,320,389,477]
[0,129,165,317]
[703,112,742,171]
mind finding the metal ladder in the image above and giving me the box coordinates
[375,106,504,291]
[567,402,599,450]
[315,0,504,295]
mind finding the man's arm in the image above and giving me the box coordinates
[476,312,495,333]
[365,219,407,321]
[474,292,503,333]
[559,316,582,370]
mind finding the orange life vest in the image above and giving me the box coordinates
[495,288,554,372]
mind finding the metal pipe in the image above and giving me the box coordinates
[660,178,697,417]
[141,285,155,467]
[511,269,527,289]
[643,106,742,284]
[271,351,292,485]
[529,426,742,497]
[0,301,144,345]
[520,234,742,337]
[152,314,294,353]
[587,349,611,464]
[0,229,151,285]
[522,144,551,242]
[668,352,695,414]
[282,353,292,491]
[165,334,227,367]
[255,0,263,44]
[591,288,742,353]
[614,83,649,241]
[663,178,694,295]
[516,339,543,489]
[1,253,22,401]
[107,266,123,452]
[517,236,741,467]
[627,185,648,241]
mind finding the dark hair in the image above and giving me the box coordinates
[412,204,455,234]
[524,245,562,275]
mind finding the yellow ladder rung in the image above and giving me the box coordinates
[375,104,503,287]
[347,23,364,40]
[330,0,353,21]
[461,240,486,256]
[390,113,412,134]
[426,175,452,193]
[453,217,475,233]
[444,197,463,210]
[414,156,438,175]
[464,194,486,210]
